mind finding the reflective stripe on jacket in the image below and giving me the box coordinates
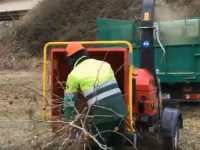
[84,78,121,106]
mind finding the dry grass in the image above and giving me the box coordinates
[0,70,200,149]
[0,0,142,70]
[179,104,200,150]
[0,70,51,149]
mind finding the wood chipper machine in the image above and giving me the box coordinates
[41,0,183,149]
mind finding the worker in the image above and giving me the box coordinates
[64,42,128,150]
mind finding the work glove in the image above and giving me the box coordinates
[63,96,74,121]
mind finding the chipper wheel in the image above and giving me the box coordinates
[162,124,179,150]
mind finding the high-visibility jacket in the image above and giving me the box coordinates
[64,58,127,124]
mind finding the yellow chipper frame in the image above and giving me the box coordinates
[42,41,135,134]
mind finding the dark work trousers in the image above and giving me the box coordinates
[89,119,125,150]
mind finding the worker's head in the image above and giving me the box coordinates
[65,42,89,68]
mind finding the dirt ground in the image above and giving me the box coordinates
[179,104,200,150]
[0,70,52,150]
[0,70,200,150]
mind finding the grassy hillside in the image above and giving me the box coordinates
[0,0,199,69]
[16,0,200,56]
[16,0,142,56]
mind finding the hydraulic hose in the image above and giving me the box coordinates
[155,26,166,62]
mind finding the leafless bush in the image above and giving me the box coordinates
[1,0,199,69]
[14,0,142,57]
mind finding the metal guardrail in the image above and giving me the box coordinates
[0,10,28,21]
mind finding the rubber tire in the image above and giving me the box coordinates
[162,125,179,150]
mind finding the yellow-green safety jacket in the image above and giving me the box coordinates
[64,58,127,124]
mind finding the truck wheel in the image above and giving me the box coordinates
[162,125,179,150]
